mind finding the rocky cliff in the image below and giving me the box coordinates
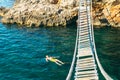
[93,0,120,27]
[0,0,120,27]
[1,0,79,27]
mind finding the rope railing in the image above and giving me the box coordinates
[66,18,79,80]
[66,0,113,80]
[65,0,82,79]
[90,0,113,80]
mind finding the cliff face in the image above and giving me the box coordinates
[103,0,120,27]
[0,0,120,27]
[1,0,79,27]
[93,0,120,27]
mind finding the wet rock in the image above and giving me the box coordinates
[0,7,9,17]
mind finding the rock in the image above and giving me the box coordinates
[0,7,9,17]
[1,0,120,27]
[93,0,120,27]
[1,0,79,27]
[48,0,58,4]
[103,2,120,27]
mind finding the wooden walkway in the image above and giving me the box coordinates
[66,0,113,80]
[75,0,98,80]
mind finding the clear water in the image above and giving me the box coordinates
[0,0,120,80]
[0,23,76,80]
[94,27,120,80]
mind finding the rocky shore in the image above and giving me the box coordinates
[0,0,120,27]
[0,7,9,17]
[92,0,120,27]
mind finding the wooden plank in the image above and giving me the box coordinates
[78,37,89,41]
[79,42,90,47]
[79,39,90,43]
[75,74,98,78]
[79,23,88,26]
[80,30,89,33]
[75,76,98,80]
[76,60,94,64]
[79,14,87,17]
[79,34,89,38]
[75,67,96,71]
[79,35,89,39]
[79,42,90,46]
[76,63,95,68]
[75,70,97,75]
[79,16,87,18]
[79,31,89,36]
[78,24,87,26]
[76,65,96,70]
[80,11,87,13]
[76,64,96,69]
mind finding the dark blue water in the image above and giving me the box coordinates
[0,0,120,80]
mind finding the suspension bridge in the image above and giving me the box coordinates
[66,0,113,80]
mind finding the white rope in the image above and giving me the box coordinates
[66,0,113,80]
[90,0,113,80]
[66,0,81,79]
[66,23,79,80]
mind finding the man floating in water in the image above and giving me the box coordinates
[46,55,64,66]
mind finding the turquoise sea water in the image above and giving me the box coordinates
[0,0,120,80]
[94,27,120,80]
[0,23,76,80]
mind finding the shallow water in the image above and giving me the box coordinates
[0,0,120,80]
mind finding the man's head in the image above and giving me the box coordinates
[46,55,49,58]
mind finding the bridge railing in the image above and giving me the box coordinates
[90,0,113,80]
[66,0,113,80]
[66,20,79,80]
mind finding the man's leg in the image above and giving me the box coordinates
[56,60,64,64]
